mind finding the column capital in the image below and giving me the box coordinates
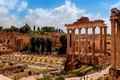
[71,29,75,32]
[104,26,107,29]
[100,26,103,29]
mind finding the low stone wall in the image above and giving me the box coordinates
[64,54,110,71]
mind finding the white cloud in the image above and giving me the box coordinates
[0,0,18,10]
[0,0,27,28]
[111,1,120,9]
[24,0,91,30]
[0,7,9,15]
[17,1,28,12]
[0,0,110,31]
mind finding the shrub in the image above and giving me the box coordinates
[55,76,65,80]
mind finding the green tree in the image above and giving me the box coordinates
[58,35,67,54]
[0,26,3,31]
[3,28,12,32]
[37,27,40,32]
[56,28,64,33]
[46,38,52,54]
[2,26,19,32]
[10,25,19,32]
[41,26,56,32]
[40,37,45,54]
[33,25,36,31]
[30,37,36,52]
[20,24,31,33]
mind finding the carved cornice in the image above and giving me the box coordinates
[111,8,120,22]
[65,17,105,29]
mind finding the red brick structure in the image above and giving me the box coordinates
[16,34,31,51]
[65,17,108,70]
[110,8,120,80]
[74,34,111,54]
[50,32,61,48]
[0,32,31,52]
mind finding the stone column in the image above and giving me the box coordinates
[78,28,81,54]
[92,27,96,56]
[71,29,75,54]
[111,19,117,80]
[85,28,88,54]
[111,19,117,69]
[67,29,70,55]
[117,20,120,69]
[103,26,107,55]
[100,27,103,51]
[92,27,96,64]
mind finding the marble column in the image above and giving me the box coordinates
[117,20,120,69]
[92,27,96,56]
[111,19,117,80]
[103,26,107,55]
[85,28,88,54]
[111,19,117,69]
[100,27,103,51]
[78,28,81,54]
[91,27,95,64]
[71,29,75,54]
[67,29,70,55]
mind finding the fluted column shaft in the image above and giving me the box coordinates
[71,29,75,54]
[78,28,81,54]
[67,29,70,55]
[103,26,107,55]
[92,27,96,56]
[85,28,88,54]
[111,19,117,80]
[100,27,103,51]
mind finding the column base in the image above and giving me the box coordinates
[109,67,120,80]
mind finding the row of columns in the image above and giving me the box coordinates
[67,26,107,56]
[111,18,120,80]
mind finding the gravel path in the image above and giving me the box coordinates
[65,65,111,80]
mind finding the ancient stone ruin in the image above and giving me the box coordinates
[110,8,120,80]
[64,16,108,71]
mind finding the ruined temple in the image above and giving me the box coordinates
[64,17,109,71]
[0,32,31,52]
[110,8,120,80]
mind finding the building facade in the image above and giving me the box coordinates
[0,32,31,52]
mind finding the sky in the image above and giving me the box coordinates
[0,0,120,32]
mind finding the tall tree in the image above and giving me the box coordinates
[41,37,45,54]
[0,26,3,31]
[33,25,36,31]
[20,24,31,33]
[58,35,67,54]
[46,38,52,54]
[41,26,56,32]
[30,37,36,52]
[56,28,64,33]
[10,25,19,32]
[37,27,40,32]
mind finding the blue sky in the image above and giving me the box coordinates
[27,0,118,18]
[0,0,120,32]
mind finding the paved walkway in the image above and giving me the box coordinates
[65,66,111,80]
[19,75,37,80]
[0,75,12,80]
